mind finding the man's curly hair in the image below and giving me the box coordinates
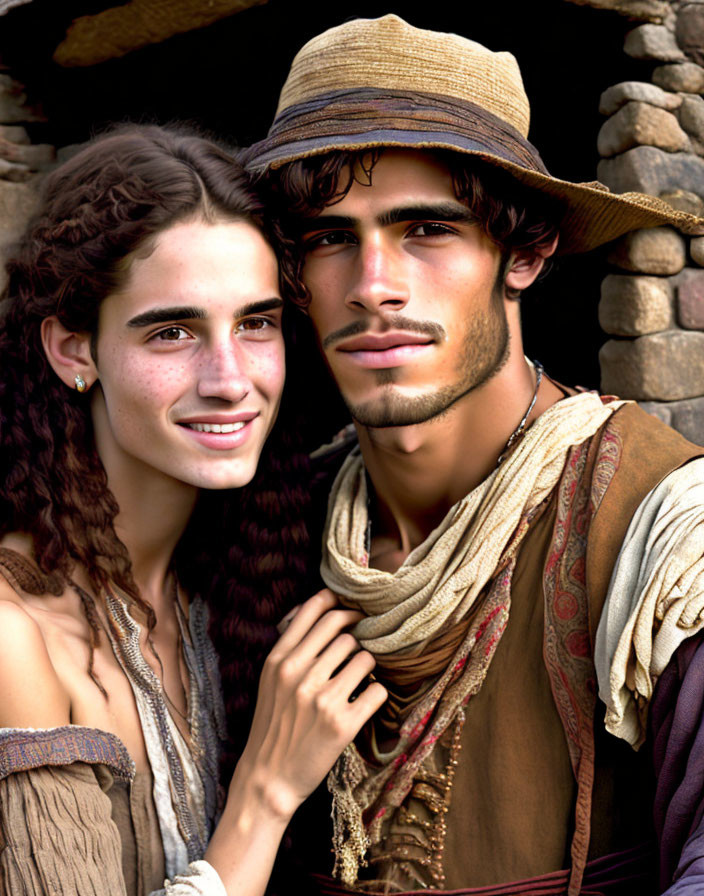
[262,148,561,304]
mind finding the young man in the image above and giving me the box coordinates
[248,15,704,895]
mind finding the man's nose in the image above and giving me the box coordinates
[197,340,250,402]
[345,234,410,313]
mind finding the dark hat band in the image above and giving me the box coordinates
[248,87,548,175]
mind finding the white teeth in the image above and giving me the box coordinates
[186,422,246,433]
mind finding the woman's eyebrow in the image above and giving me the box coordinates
[126,298,284,329]
[126,306,206,328]
[237,297,284,317]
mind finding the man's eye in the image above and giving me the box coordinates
[408,222,455,237]
[153,326,190,341]
[304,231,355,249]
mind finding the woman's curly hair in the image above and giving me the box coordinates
[0,123,316,777]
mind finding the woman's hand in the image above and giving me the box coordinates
[204,590,386,896]
[235,588,386,819]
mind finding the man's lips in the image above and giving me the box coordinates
[335,331,434,369]
[336,331,434,353]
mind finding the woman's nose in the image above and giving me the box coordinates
[197,341,251,403]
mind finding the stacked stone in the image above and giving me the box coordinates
[0,69,53,294]
[591,0,704,444]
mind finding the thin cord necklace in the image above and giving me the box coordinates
[496,360,544,466]
[363,360,545,554]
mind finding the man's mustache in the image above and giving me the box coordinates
[322,316,446,349]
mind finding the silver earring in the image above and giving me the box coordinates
[74,374,87,393]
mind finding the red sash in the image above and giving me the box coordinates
[311,842,656,896]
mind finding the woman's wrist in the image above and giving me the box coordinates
[204,764,291,896]
[225,753,298,827]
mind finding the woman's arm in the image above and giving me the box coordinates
[0,761,129,896]
[204,590,386,896]
[0,598,71,728]
[0,590,384,896]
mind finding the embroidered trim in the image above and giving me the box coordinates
[0,725,135,782]
[542,425,623,896]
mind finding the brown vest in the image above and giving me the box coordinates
[310,405,703,895]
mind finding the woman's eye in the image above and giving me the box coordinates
[154,326,190,341]
[237,317,272,332]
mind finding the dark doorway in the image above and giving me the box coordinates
[1,0,650,437]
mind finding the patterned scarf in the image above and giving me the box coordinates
[320,392,625,886]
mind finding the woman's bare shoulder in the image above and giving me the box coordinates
[0,594,72,728]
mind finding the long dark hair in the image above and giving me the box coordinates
[0,123,315,774]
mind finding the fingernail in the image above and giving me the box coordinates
[277,604,301,634]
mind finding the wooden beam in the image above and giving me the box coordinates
[53,0,268,67]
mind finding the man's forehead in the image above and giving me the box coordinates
[306,148,464,220]
[348,148,455,191]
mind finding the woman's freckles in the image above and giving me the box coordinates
[90,218,285,490]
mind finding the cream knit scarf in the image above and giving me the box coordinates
[321,391,626,886]
[322,391,624,655]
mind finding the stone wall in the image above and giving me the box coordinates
[589,0,704,444]
[2,4,704,448]
[0,67,53,295]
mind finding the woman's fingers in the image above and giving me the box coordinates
[313,646,375,700]
[273,590,337,650]
[299,630,360,685]
[296,607,363,661]
[276,604,301,635]
[271,598,362,675]
[304,648,387,729]
[274,590,361,654]
[346,680,388,725]
[241,603,389,819]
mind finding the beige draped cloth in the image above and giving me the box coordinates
[321,391,625,655]
[595,457,704,748]
[320,391,626,886]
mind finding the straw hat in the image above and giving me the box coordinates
[247,14,704,254]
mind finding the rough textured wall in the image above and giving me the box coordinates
[581,0,704,444]
[0,72,52,295]
[53,0,268,67]
[565,0,671,20]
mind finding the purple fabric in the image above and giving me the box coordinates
[0,725,135,782]
[651,632,704,893]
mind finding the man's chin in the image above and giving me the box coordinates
[345,388,458,429]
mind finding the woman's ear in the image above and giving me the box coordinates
[504,234,559,293]
[40,316,98,392]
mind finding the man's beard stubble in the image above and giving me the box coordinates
[343,289,510,429]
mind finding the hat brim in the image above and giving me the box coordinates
[247,113,704,255]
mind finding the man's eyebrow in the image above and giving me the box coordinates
[295,202,477,234]
[126,298,283,329]
[296,215,355,235]
[378,202,478,227]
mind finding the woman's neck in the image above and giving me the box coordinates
[102,460,198,605]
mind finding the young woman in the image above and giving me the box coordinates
[0,125,386,895]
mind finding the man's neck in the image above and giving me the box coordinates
[356,355,566,571]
